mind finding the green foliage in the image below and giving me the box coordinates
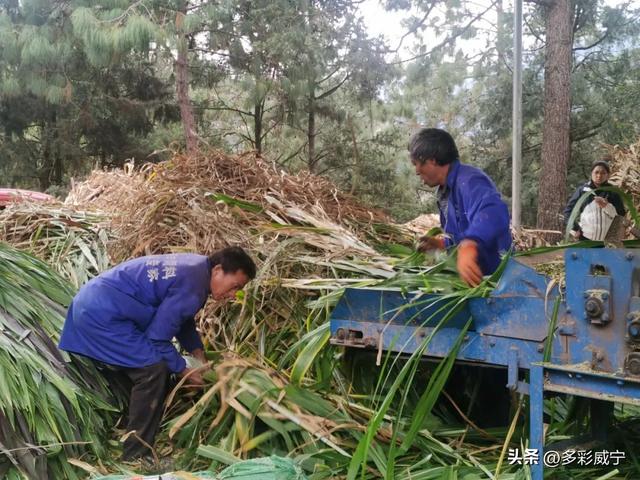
[0,243,120,479]
[0,0,177,190]
[72,7,157,65]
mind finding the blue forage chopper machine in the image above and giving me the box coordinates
[329,247,640,479]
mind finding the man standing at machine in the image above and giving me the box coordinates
[411,127,512,286]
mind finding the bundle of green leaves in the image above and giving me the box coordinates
[0,243,120,479]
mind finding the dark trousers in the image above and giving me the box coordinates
[97,361,170,460]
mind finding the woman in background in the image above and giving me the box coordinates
[563,158,626,240]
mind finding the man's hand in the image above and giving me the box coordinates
[570,229,581,241]
[594,197,608,208]
[179,367,205,388]
[417,235,445,252]
[457,240,483,287]
[191,348,207,364]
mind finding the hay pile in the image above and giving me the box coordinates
[402,213,440,235]
[609,140,640,207]
[65,151,395,261]
[608,140,640,239]
[57,149,503,478]
[1,150,445,477]
[63,149,418,358]
[511,227,558,250]
[0,203,112,288]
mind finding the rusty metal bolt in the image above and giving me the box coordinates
[585,297,604,318]
[365,337,377,348]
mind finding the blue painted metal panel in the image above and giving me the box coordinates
[492,258,550,297]
[329,288,472,332]
[530,364,545,480]
[329,248,640,480]
[470,297,552,342]
[564,249,640,372]
[541,363,640,404]
[331,318,547,369]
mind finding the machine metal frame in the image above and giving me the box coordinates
[330,248,640,479]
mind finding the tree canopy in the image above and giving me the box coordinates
[0,0,638,223]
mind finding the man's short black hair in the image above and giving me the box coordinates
[408,128,459,166]
[208,246,256,279]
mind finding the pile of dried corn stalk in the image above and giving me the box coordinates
[606,140,640,239]
[608,140,640,208]
[62,150,419,358]
[0,203,112,288]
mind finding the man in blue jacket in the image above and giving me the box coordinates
[411,128,512,286]
[59,246,256,461]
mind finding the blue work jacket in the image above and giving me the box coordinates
[59,253,210,373]
[438,160,512,274]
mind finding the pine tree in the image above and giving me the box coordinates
[0,0,175,189]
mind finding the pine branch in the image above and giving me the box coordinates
[572,50,602,71]
[388,4,436,54]
[526,0,554,7]
[569,119,607,142]
[235,130,253,145]
[317,65,342,85]
[259,118,282,143]
[390,0,500,66]
[97,0,146,25]
[201,106,254,116]
[573,30,610,52]
[496,120,608,164]
[315,74,350,101]
[275,142,308,167]
[523,11,546,47]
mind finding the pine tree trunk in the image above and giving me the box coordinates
[496,0,504,74]
[536,0,573,235]
[53,151,63,185]
[348,116,360,195]
[53,110,63,186]
[40,132,52,191]
[254,101,263,154]
[175,4,197,154]
[39,109,57,191]
[307,96,316,172]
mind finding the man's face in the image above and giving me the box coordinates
[413,157,440,187]
[210,266,250,301]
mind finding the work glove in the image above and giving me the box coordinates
[457,240,483,287]
[417,235,445,252]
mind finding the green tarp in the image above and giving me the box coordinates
[217,456,307,480]
[94,456,307,480]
